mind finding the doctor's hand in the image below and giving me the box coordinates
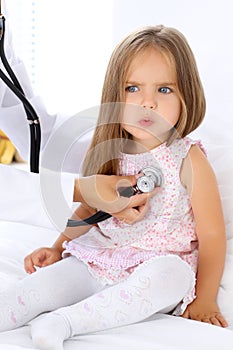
[24,247,62,274]
[74,174,159,224]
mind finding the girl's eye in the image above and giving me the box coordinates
[159,87,172,94]
[125,86,139,93]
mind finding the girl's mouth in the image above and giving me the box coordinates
[138,118,154,127]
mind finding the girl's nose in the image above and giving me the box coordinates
[142,104,156,109]
[141,93,157,110]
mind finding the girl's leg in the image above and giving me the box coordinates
[0,256,102,332]
[31,255,195,350]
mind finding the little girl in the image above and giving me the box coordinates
[0,25,227,349]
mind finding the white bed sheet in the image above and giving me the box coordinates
[1,143,233,349]
[0,221,233,350]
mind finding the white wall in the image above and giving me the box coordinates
[4,0,113,115]
[3,0,233,145]
[112,0,233,145]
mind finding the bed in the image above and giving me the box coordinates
[1,122,233,350]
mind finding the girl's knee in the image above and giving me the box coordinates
[130,255,195,291]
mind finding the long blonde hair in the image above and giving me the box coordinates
[82,25,206,176]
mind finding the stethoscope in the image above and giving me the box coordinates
[67,166,163,227]
[0,7,163,227]
[0,10,41,174]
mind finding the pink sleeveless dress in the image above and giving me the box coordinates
[63,137,205,314]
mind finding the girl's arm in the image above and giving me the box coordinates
[52,203,96,254]
[180,145,228,327]
[24,203,95,273]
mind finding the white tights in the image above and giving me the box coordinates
[0,255,195,350]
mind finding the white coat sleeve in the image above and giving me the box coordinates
[0,50,70,164]
[0,164,77,231]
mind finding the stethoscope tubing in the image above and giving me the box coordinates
[66,185,137,227]
[0,15,41,173]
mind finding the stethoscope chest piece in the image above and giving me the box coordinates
[136,165,163,193]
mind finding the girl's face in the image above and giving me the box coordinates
[122,47,181,151]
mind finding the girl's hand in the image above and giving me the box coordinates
[24,247,62,274]
[182,298,228,328]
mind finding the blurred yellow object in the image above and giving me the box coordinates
[0,130,16,164]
